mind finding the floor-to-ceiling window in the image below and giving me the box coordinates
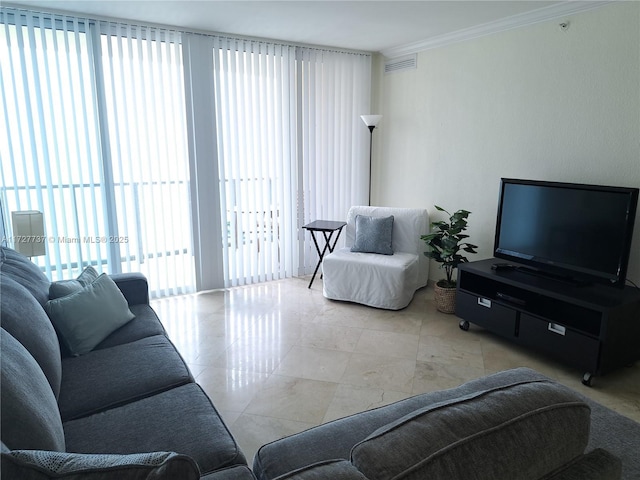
[1,9,195,297]
[1,6,372,295]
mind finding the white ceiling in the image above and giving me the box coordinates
[7,1,608,55]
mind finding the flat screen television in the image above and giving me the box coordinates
[494,179,639,288]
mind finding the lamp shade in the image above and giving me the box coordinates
[360,115,383,128]
[11,210,46,257]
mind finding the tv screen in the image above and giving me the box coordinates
[494,179,638,287]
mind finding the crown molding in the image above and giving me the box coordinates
[380,1,613,59]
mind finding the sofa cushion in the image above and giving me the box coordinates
[322,248,420,309]
[45,273,135,356]
[200,465,257,480]
[59,335,192,421]
[93,304,167,350]
[273,460,368,479]
[63,383,247,475]
[1,449,200,480]
[350,379,591,480]
[0,275,62,398]
[0,329,65,451]
[0,247,50,306]
[49,266,100,299]
[351,215,394,255]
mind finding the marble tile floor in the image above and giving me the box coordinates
[151,277,640,465]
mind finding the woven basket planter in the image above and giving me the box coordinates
[434,282,457,314]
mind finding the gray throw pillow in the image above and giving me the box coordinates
[1,450,200,480]
[45,274,135,356]
[49,266,99,299]
[350,215,394,255]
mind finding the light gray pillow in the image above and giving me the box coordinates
[0,450,200,480]
[49,266,99,300]
[45,274,135,356]
[350,215,394,255]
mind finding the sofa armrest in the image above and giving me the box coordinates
[1,449,200,479]
[546,449,621,480]
[110,272,150,305]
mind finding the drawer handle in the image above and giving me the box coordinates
[548,323,566,336]
[478,297,492,308]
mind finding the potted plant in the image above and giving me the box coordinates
[421,205,478,313]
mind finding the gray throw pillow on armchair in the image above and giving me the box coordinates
[350,215,394,255]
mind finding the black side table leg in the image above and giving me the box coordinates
[302,221,346,289]
[308,232,323,288]
[308,230,337,288]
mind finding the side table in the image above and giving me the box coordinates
[302,220,347,289]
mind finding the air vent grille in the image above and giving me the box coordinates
[384,54,417,74]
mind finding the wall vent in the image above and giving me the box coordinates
[384,54,417,74]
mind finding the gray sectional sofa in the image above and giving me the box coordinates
[2,246,639,479]
[254,367,640,480]
[0,247,254,479]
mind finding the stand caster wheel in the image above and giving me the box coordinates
[582,372,594,387]
[459,320,470,331]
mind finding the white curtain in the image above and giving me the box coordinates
[297,48,371,274]
[213,38,371,287]
[213,38,297,286]
[0,8,195,297]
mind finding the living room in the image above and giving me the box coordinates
[2,1,639,479]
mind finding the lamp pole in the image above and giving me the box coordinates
[366,125,375,206]
[360,115,382,206]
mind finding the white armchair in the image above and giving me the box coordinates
[322,206,429,310]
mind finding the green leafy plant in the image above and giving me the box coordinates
[421,205,478,288]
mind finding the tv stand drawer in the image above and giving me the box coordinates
[518,314,600,372]
[456,291,517,338]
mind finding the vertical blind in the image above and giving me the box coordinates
[0,9,195,297]
[1,6,372,294]
[213,38,298,287]
[213,38,371,287]
[296,48,371,275]
[98,23,193,296]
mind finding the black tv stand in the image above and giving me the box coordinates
[456,258,640,386]
[515,266,591,287]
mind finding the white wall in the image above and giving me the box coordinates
[372,2,640,284]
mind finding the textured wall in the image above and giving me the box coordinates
[372,2,640,285]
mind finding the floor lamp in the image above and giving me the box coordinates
[360,114,382,206]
